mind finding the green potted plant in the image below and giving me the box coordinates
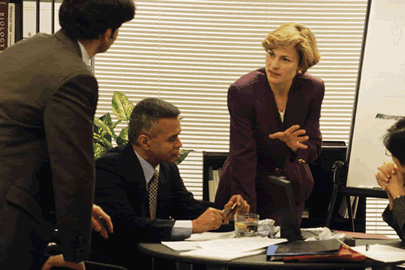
[93,91,193,164]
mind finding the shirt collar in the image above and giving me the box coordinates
[134,149,159,184]
[77,40,91,69]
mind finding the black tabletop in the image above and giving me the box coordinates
[137,239,402,270]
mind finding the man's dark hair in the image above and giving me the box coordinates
[383,117,405,166]
[129,98,181,145]
[59,0,136,40]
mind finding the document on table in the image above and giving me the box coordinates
[180,248,266,260]
[185,231,236,241]
[196,237,287,253]
[180,237,287,261]
[162,231,236,251]
[162,232,287,260]
[351,244,405,263]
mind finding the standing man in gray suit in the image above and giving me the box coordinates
[0,0,135,269]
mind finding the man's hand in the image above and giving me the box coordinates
[192,207,227,233]
[92,204,113,239]
[223,195,250,221]
[42,255,85,270]
[269,125,309,152]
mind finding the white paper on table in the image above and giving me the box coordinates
[196,237,287,253]
[161,241,201,252]
[185,231,236,241]
[180,247,266,261]
[351,244,405,263]
[161,231,236,251]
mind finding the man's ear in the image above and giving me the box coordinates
[99,28,112,43]
[137,134,150,150]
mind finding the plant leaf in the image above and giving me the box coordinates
[99,135,114,150]
[94,114,108,135]
[94,117,117,141]
[101,113,113,128]
[116,127,129,146]
[119,127,129,141]
[175,149,194,165]
[112,120,122,130]
[112,91,135,121]
[94,142,107,159]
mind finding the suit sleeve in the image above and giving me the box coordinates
[383,198,405,242]
[94,164,176,243]
[44,74,98,263]
[226,84,258,213]
[289,79,325,164]
[168,164,214,220]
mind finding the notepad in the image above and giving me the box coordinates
[267,238,342,260]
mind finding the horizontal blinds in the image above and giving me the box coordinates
[366,198,399,238]
[94,0,368,199]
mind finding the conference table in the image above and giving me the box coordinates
[138,238,403,270]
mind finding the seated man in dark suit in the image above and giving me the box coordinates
[90,98,249,270]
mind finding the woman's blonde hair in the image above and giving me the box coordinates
[262,22,320,74]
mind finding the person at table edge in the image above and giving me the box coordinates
[214,22,324,224]
[90,98,249,269]
[375,117,405,241]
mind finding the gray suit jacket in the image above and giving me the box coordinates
[0,30,97,267]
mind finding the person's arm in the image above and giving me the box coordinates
[44,74,98,263]
[42,255,85,270]
[286,80,325,164]
[382,196,405,242]
[390,197,405,242]
[226,84,258,213]
[91,204,113,239]
[376,163,405,241]
[166,163,228,235]
[94,165,175,243]
[167,162,215,218]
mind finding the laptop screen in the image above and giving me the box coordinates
[268,176,303,241]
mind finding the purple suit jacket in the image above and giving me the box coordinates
[214,67,324,219]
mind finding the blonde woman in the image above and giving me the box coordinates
[215,23,324,224]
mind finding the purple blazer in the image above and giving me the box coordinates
[214,67,324,220]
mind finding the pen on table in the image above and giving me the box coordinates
[225,203,237,217]
[366,243,370,251]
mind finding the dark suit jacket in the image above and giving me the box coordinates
[383,198,405,242]
[91,144,213,269]
[215,67,324,220]
[0,30,97,268]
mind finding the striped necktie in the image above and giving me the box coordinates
[148,170,159,219]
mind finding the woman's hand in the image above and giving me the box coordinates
[269,125,309,152]
[376,162,405,209]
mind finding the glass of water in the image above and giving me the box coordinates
[234,213,259,237]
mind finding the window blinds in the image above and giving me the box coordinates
[94,0,369,199]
